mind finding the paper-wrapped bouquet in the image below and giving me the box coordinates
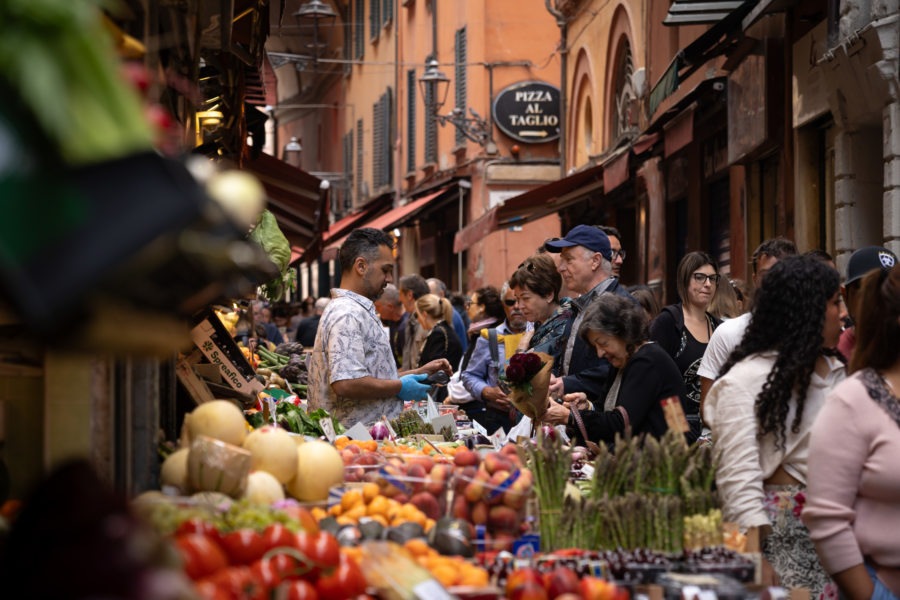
[501,351,553,420]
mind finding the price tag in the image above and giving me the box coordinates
[320,416,336,442]
[412,578,454,600]
[490,429,505,450]
[661,396,690,433]
[382,416,397,439]
[472,419,488,437]
[266,398,277,423]
[425,395,440,421]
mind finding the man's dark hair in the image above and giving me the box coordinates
[596,225,622,243]
[803,249,834,264]
[339,228,394,273]
[473,286,506,323]
[751,237,797,274]
[398,274,429,299]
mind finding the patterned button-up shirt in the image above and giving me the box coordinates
[308,288,401,427]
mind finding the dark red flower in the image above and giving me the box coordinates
[505,363,526,383]
[520,352,542,374]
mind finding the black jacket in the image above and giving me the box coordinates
[560,278,638,398]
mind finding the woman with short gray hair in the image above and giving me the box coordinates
[543,293,688,445]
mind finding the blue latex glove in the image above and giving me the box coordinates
[398,373,430,401]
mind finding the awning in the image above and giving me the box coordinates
[454,164,604,252]
[242,152,327,249]
[664,0,745,25]
[320,187,452,261]
[602,149,630,192]
[649,0,759,116]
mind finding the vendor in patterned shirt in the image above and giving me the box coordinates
[308,228,452,427]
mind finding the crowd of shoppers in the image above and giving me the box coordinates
[304,223,900,600]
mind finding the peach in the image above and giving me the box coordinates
[471,501,489,525]
[464,479,485,503]
[483,452,513,475]
[407,455,434,473]
[340,449,355,465]
[488,505,519,533]
[410,492,441,520]
[452,494,471,521]
[453,449,480,467]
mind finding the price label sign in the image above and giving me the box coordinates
[320,416,337,442]
[383,416,397,439]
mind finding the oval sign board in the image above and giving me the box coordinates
[492,81,561,143]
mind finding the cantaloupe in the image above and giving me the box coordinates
[160,448,189,491]
[286,440,344,502]
[244,470,285,506]
[182,400,247,447]
[242,425,298,483]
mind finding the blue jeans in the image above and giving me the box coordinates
[841,565,899,600]
[867,565,899,600]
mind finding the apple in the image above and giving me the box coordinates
[544,567,580,600]
[506,568,543,597]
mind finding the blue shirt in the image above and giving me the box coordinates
[460,321,514,402]
[451,309,468,353]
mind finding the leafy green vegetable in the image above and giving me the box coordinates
[275,403,344,436]
[249,210,291,273]
[246,411,267,429]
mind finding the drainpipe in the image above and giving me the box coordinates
[545,0,567,179]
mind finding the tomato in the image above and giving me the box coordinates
[279,580,320,600]
[252,554,308,588]
[221,528,268,565]
[176,518,222,544]
[194,581,231,600]
[263,523,296,553]
[294,532,340,576]
[281,505,320,534]
[205,566,267,600]
[315,553,367,600]
[174,534,228,580]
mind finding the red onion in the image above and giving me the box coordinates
[368,422,390,440]
[540,425,556,441]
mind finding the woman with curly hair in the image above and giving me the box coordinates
[542,293,688,444]
[804,265,900,600]
[509,254,573,367]
[703,255,848,600]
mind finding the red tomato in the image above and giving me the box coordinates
[294,532,340,576]
[280,580,320,600]
[315,553,367,600]
[194,581,231,600]
[221,528,268,565]
[263,523,296,552]
[176,518,222,544]
[252,554,305,588]
[174,534,228,580]
[205,566,265,599]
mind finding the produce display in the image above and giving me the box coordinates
[138,323,772,600]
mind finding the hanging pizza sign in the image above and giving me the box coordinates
[492,81,561,144]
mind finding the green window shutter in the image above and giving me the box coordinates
[372,98,383,188]
[355,0,364,59]
[356,119,364,200]
[425,80,437,163]
[454,27,467,146]
[382,0,393,26]
[370,0,380,41]
[383,87,393,186]
[406,69,416,173]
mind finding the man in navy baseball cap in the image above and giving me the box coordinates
[838,245,898,358]
[543,224,636,404]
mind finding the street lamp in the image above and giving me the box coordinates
[417,58,450,115]
[417,58,491,146]
[293,0,337,67]
[283,136,302,167]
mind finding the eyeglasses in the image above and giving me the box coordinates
[503,299,517,307]
[611,249,627,260]
[692,273,721,285]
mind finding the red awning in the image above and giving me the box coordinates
[453,164,604,252]
[320,187,450,261]
[602,149,630,193]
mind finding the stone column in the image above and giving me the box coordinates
[884,101,900,257]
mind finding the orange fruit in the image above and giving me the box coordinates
[341,489,363,512]
[327,503,343,517]
[311,507,328,521]
[431,564,458,587]
[404,538,431,558]
[362,482,380,503]
[367,495,390,517]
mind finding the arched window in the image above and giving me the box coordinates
[610,38,637,143]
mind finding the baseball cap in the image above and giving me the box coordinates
[544,225,612,260]
[845,246,897,285]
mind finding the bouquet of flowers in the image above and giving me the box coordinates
[501,351,553,420]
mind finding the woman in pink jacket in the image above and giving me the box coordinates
[805,265,900,600]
